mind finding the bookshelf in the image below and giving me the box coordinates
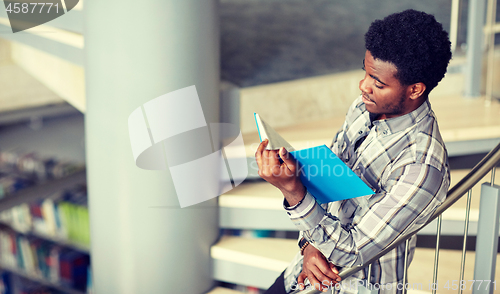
[0,263,86,294]
[0,220,90,253]
[0,35,89,292]
[0,169,86,212]
[0,161,90,293]
[0,96,89,294]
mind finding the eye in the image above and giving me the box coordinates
[374,83,384,89]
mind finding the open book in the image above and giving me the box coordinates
[254,113,374,203]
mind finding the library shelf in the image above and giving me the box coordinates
[0,262,86,294]
[0,220,90,253]
[0,169,87,212]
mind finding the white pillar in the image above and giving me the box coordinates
[84,1,220,293]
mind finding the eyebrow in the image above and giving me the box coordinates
[362,59,388,86]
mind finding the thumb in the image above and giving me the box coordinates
[279,147,296,171]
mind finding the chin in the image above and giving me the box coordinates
[364,104,377,113]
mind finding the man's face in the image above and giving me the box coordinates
[359,50,411,120]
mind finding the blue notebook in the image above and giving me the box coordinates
[255,113,374,203]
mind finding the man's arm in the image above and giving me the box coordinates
[255,139,343,291]
[289,162,449,267]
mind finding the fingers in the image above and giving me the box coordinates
[255,140,302,193]
[315,260,341,282]
[305,270,323,291]
[300,246,341,292]
[297,272,307,290]
[279,147,292,167]
[297,268,339,292]
[298,269,325,292]
[255,139,268,171]
[279,147,297,176]
[256,139,282,179]
[268,148,281,167]
[263,149,270,169]
[311,265,337,291]
[330,263,339,275]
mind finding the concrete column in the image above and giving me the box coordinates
[84,1,219,293]
[464,0,486,97]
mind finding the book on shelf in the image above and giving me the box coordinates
[254,113,374,204]
[0,185,90,248]
[0,150,89,293]
[0,272,62,294]
[59,250,89,291]
[0,229,90,292]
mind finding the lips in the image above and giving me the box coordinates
[362,93,375,104]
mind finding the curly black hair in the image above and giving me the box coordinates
[365,9,452,96]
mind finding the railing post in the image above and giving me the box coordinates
[464,0,486,98]
[432,215,442,294]
[485,0,497,105]
[450,0,461,53]
[459,189,473,294]
[472,182,500,294]
[402,239,410,294]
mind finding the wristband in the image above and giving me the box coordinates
[284,189,308,210]
[299,238,310,255]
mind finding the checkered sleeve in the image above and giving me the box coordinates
[285,191,326,231]
[288,162,449,268]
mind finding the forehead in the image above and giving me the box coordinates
[364,50,399,83]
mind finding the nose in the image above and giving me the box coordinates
[359,74,372,94]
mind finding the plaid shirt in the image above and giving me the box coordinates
[283,96,450,294]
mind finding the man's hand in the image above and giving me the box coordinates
[297,245,341,292]
[255,139,306,206]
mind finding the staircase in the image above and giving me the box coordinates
[211,170,500,293]
[207,57,500,293]
[0,3,85,114]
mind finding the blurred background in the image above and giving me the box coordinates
[0,0,499,294]
[220,0,459,87]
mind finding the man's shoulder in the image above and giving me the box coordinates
[413,109,444,144]
[384,105,447,170]
[410,111,448,170]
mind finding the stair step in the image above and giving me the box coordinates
[232,54,500,157]
[0,62,67,115]
[234,90,500,159]
[212,236,297,272]
[220,182,283,211]
[211,236,297,289]
[409,248,500,293]
[219,181,295,231]
[210,237,500,292]
[220,169,500,235]
[206,287,246,294]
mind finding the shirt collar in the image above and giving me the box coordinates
[371,100,431,136]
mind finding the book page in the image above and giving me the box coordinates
[254,113,295,151]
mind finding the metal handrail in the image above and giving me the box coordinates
[291,142,500,294]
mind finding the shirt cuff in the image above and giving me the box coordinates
[283,191,326,231]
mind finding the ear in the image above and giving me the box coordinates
[408,83,426,100]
